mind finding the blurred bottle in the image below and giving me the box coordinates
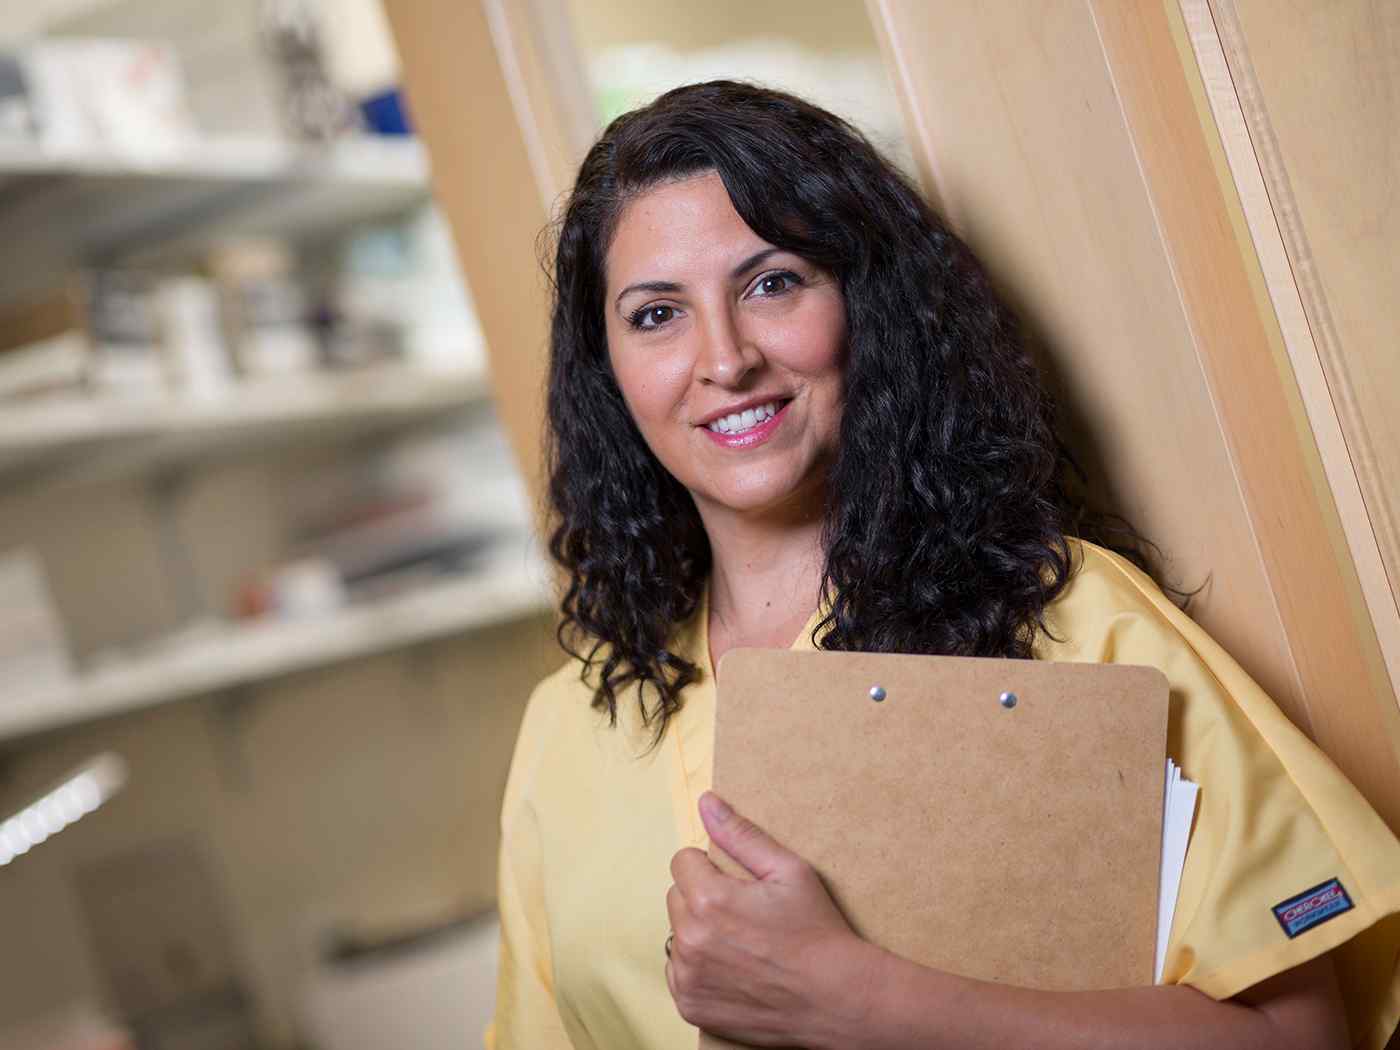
[207,240,320,378]
[259,0,358,141]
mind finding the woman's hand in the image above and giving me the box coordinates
[665,792,1349,1050]
[665,790,881,1047]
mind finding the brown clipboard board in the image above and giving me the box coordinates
[699,648,1169,1050]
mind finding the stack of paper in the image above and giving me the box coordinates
[1155,759,1200,982]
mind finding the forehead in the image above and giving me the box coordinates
[605,171,768,290]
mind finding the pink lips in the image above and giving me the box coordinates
[700,400,790,449]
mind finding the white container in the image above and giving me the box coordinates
[300,914,500,1050]
[0,548,75,702]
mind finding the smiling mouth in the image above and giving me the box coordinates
[701,398,793,436]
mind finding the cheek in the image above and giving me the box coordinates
[610,348,692,425]
[781,298,848,377]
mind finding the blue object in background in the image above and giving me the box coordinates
[359,86,412,136]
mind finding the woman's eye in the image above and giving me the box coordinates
[629,304,675,330]
[752,271,801,298]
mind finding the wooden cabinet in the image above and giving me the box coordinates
[868,0,1400,833]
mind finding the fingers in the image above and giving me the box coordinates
[670,850,734,933]
[670,845,716,885]
[666,880,688,933]
[699,791,799,881]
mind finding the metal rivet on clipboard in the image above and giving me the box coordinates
[999,691,1018,710]
[869,685,887,703]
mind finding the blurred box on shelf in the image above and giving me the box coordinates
[44,0,285,139]
[0,274,178,400]
[321,225,411,370]
[85,271,170,394]
[19,39,195,156]
[233,555,345,622]
[0,547,75,701]
[0,287,90,400]
[357,86,411,136]
[0,273,243,401]
[207,240,320,378]
[155,276,234,398]
[281,418,528,604]
[298,497,498,602]
[331,206,485,376]
[0,54,36,140]
[300,911,499,1050]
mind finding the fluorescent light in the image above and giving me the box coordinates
[0,821,26,853]
[0,753,128,867]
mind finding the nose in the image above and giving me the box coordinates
[694,307,761,387]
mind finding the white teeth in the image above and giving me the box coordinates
[706,400,781,434]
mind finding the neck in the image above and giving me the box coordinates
[696,482,827,643]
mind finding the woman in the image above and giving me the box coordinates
[487,81,1400,1048]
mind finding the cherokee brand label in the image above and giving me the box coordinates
[1272,878,1354,939]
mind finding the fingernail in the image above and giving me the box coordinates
[701,791,731,820]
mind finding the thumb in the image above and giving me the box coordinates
[699,791,793,881]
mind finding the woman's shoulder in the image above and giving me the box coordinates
[1034,536,1202,665]
[1048,555,1400,1026]
[517,656,603,745]
[1033,538,1308,753]
[511,647,660,766]
[501,655,612,819]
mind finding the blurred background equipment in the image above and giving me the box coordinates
[73,836,255,1050]
[0,0,905,1047]
[299,911,499,1050]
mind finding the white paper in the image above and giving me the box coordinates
[1155,758,1199,982]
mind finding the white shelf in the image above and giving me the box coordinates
[0,365,493,487]
[0,136,429,183]
[0,543,555,743]
[0,135,432,299]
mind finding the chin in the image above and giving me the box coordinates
[699,471,822,516]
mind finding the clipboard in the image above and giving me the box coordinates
[700,648,1170,1050]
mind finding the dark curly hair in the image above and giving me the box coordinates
[546,79,1157,748]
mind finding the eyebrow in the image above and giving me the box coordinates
[613,247,784,309]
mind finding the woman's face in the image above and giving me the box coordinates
[603,171,847,521]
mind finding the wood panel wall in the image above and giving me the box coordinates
[1191,0,1400,701]
[1225,0,1400,611]
[868,0,1400,833]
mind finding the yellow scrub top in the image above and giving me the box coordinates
[485,539,1400,1049]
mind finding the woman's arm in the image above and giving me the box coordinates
[830,939,1346,1050]
[488,820,575,1049]
[667,792,1349,1050]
